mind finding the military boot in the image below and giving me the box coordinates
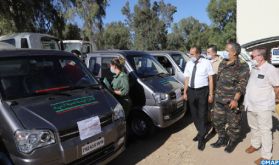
[210,137,228,148]
[224,139,238,153]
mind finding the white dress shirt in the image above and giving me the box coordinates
[244,62,279,111]
[184,58,214,88]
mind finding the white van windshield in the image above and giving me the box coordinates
[81,43,92,54]
[41,37,60,50]
[63,43,82,52]
[126,54,169,78]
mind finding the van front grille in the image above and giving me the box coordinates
[170,105,184,119]
[59,114,113,142]
[169,92,176,100]
[169,88,184,100]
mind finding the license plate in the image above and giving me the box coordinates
[81,137,105,155]
[175,89,182,101]
[177,101,183,109]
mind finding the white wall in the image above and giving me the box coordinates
[237,0,279,45]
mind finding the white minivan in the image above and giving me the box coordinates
[63,40,93,61]
[63,40,93,54]
[241,36,279,66]
[0,33,61,50]
[271,48,279,65]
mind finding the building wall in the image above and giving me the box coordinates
[237,0,279,45]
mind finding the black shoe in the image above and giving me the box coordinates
[210,137,228,148]
[224,140,238,153]
[198,139,206,151]
[193,135,199,142]
[210,128,216,134]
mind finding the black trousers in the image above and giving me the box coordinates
[188,86,209,140]
[115,95,131,119]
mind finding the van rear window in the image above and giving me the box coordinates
[1,39,16,46]
[272,48,279,55]
[21,38,29,48]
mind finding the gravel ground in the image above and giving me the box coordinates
[109,112,279,165]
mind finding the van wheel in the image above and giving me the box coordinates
[130,112,154,138]
[0,152,13,165]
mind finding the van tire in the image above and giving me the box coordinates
[0,152,13,165]
[130,112,155,138]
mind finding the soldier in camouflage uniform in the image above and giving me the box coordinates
[210,42,250,153]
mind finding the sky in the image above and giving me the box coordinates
[103,0,211,25]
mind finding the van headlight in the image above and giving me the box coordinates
[112,103,125,121]
[153,93,169,104]
[14,130,55,154]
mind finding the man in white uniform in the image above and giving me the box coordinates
[183,46,214,151]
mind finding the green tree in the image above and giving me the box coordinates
[0,0,65,37]
[179,17,209,48]
[63,23,81,40]
[122,0,176,50]
[63,0,108,50]
[166,23,185,51]
[102,22,131,50]
[167,17,209,51]
[154,0,177,28]
[207,0,236,49]
[0,15,15,35]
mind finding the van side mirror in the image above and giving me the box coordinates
[166,67,175,75]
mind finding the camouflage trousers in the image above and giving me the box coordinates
[212,102,242,141]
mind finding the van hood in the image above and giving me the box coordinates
[142,76,183,93]
[9,89,117,133]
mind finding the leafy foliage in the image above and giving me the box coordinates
[122,0,176,50]
[62,0,108,49]
[63,23,81,40]
[102,22,131,50]
[167,17,209,52]
[207,0,236,49]
[0,0,236,51]
[0,0,65,37]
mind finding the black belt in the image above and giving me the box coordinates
[188,86,208,91]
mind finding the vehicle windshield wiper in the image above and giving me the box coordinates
[33,91,72,97]
[68,84,102,90]
[7,100,19,107]
[156,72,170,77]
[33,86,72,97]
[140,74,156,78]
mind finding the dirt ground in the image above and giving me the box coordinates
[109,111,279,165]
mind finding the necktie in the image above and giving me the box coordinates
[190,59,199,88]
